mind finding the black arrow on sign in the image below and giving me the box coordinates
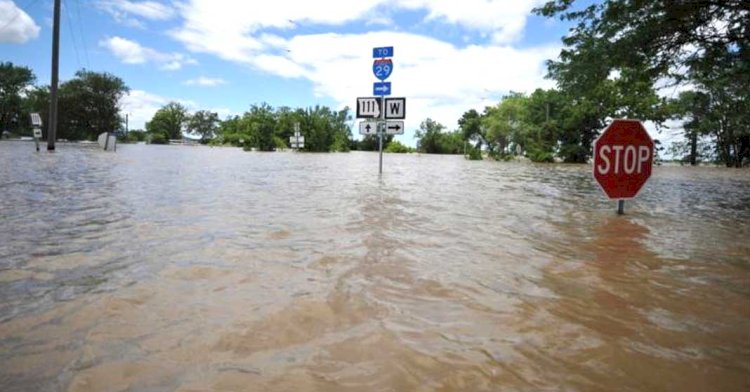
[365,124,371,132]
[387,124,401,131]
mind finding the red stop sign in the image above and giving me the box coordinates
[593,119,654,199]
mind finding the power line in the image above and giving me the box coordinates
[63,0,82,69]
[73,0,90,68]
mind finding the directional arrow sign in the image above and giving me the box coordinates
[289,136,305,143]
[359,121,379,135]
[384,97,405,119]
[373,82,391,96]
[385,121,404,135]
[356,97,381,118]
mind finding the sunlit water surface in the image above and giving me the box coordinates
[1,142,749,391]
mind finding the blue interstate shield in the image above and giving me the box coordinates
[372,59,393,81]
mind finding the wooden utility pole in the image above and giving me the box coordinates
[47,0,61,151]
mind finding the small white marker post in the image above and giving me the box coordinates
[30,113,42,152]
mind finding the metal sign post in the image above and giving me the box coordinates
[355,47,408,174]
[289,123,304,150]
[379,95,384,174]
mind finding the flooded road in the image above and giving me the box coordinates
[1,142,749,391]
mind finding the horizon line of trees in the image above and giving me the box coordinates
[411,0,748,167]
[3,0,747,168]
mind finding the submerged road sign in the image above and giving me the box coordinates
[384,121,404,135]
[356,97,380,118]
[373,82,391,96]
[593,119,654,200]
[359,121,378,135]
[384,98,405,119]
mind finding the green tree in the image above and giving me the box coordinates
[0,62,35,134]
[535,0,747,164]
[147,102,188,140]
[415,118,445,154]
[211,103,352,152]
[535,1,748,85]
[29,70,129,141]
[384,140,412,153]
[243,103,276,151]
[187,110,219,143]
[213,115,242,146]
[414,118,463,154]
[274,106,302,148]
[119,129,147,143]
[357,133,393,151]
[482,92,530,158]
[458,109,485,149]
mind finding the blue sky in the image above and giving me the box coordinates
[2,0,583,144]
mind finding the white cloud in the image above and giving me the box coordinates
[170,0,541,47]
[246,31,556,136]
[100,36,196,70]
[165,0,556,137]
[167,0,542,61]
[396,0,544,43]
[96,0,175,27]
[0,0,40,44]
[183,76,226,87]
[120,89,197,130]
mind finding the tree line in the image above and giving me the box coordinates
[3,1,746,166]
[0,63,128,141]
[411,1,748,167]
[528,0,748,167]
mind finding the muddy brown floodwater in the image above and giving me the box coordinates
[1,142,749,391]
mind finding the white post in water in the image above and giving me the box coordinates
[30,113,42,152]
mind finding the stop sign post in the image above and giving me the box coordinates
[593,119,654,214]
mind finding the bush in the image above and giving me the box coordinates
[384,140,412,153]
[526,148,555,163]
[149,133,168,144]
[118,133,139,143]
[465,146,482,160]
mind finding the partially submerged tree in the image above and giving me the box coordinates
[535,0,749,165]
[186,110,219,143]
[0,62,35,135]
[147,102,188,140]
[28,70,128,140]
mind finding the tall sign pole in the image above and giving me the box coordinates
[379,95,384,174]
[47,0,61,151]
[356,46,404,174]
[373,46,393,174]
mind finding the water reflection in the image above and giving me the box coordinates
[1,143,749,391]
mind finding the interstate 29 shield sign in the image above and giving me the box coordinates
[372,59,393,81]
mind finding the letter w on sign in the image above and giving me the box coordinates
[384,98,406,119]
